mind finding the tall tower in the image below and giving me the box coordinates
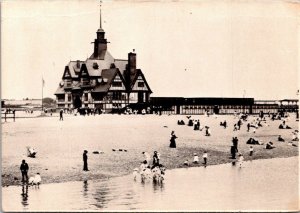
[90,1,108,60]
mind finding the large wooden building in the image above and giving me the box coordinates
[150,97,299,115]
[54,9,152,112]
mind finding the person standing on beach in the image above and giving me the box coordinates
[59,109,64,121]
[169,131,177,148]
[238,154,244,168]
[20,159,29,183]
[202,151,208,165]
[232,137,239,152]
[142,152,151,164]
[230,146,238,159]
[83,150,89,171]
[193,153,199,164]
[249,146,254,156]
[152,151,159,169]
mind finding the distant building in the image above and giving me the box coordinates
[150,97,298,115]
[3,99,42,108]
[54,7,152,112]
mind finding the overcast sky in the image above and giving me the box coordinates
[2,0,299,100]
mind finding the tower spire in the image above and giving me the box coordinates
[99,0,102,29]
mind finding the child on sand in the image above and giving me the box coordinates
[238,154,244,167]
[202,151,208,165]
[193,153,199,164]
[133,168,139,181]
[249,146,254,156]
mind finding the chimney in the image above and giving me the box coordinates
[128,49,136,74]
[76,60,80,68]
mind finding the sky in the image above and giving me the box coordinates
[1,0,299,100]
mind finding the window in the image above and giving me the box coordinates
[68,94,72,102]
[93,94,104,101]
[112,82,122,87]
[112,92,122,100]
[82,78,89,86]
[138,82,144,87]
[65,79,72,87]
[84,93,88,101]
[57,95,64,102]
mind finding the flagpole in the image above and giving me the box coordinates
[42,77,44,112]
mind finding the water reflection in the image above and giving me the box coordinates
[21,184,29,208]
[2,157,298,211]
[92,181,111,208]
[152,181,164,193]
[83,180,88,198]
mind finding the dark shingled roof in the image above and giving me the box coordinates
[114,59,127,74]
[92,68,118,93]
[85,52,114,76]
[66,61,84,78]
[56,50,152,95]
[54,86,65,95]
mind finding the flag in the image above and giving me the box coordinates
[42,78,45,87]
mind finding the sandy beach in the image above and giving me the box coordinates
[1,113,298,186]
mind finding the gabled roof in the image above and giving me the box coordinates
[130,69,152,93]
[62,66,72,79]
[67,61,84,78]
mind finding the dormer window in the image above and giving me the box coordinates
[65,79,72,87]
[112,82,122,87]
[81,78,90,86]
[138,82,144,87]
[93,62,99,69]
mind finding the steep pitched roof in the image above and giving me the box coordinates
[114,59,127,74]
[54,86,65,95]
[131,69,152,93]
[92,68,118,93]
[68,61,84,78]
[85,52,124,77]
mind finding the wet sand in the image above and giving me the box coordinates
[2,114,298,186]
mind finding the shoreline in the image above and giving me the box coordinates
[2,154,298,187]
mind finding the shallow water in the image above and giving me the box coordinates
[2,157,298,211]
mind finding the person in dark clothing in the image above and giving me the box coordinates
[83,150,89,171]
[266,142,275,149]
[59,109,63,121]
[152,151,160,169]
[169,131,177,148]
[247,123,250,132]
[237,119,242,130]
[278,135,285,142]
[20,159,29,183]
[230,146,238,159]
[232,137,239,152]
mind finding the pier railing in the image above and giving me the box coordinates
[1,111,16,122]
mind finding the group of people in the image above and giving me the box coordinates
[133,151,166,184]
[183,151,208,166]
[181,116,212,136]
[279,120,292,129]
